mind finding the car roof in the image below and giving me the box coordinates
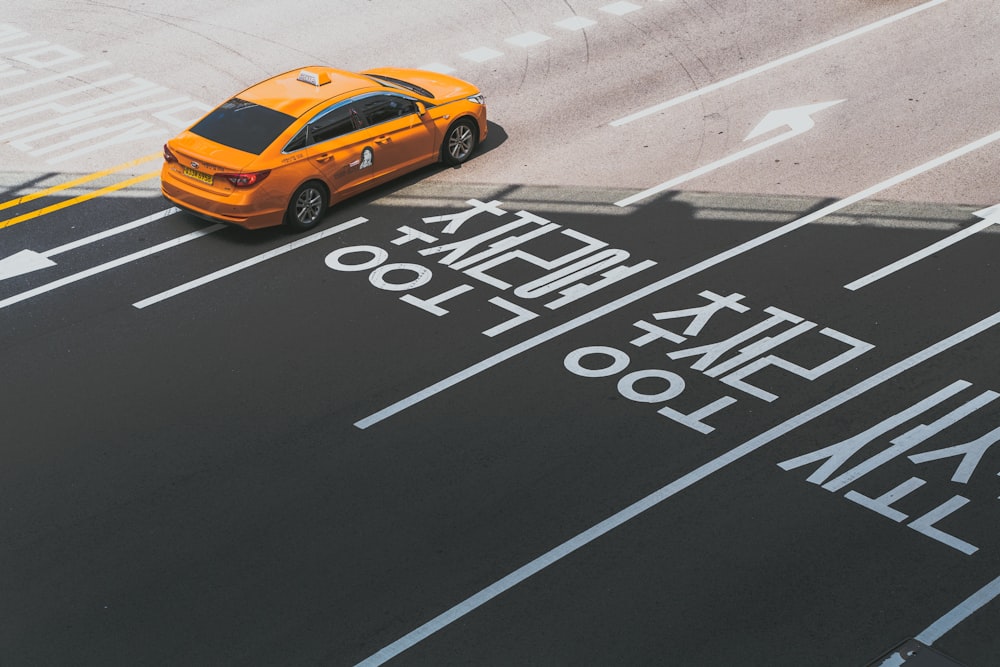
[238,67,377,118]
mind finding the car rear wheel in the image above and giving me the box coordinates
[285,181,327,231]
[442,119,477,166]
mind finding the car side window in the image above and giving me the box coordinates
[356,94,417,126]
[309,104,359,145]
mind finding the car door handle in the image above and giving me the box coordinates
[314,153,333,163]
[375,136,391,145]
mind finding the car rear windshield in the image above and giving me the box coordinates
[189,98,296,155]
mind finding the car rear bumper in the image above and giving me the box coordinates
[161,167,286,230]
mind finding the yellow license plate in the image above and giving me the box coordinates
[183,167,213,185]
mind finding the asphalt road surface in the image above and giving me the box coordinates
[2,2,1000,665]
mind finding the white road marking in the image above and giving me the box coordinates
[916,573,1000,645]
[460,47,503,63]
[601,2,641,16]
[556,16,597,30]
[0,26,210,164]
[355,308,1000,666]
[0,224,222,311]
[417,63,456,74]
[615,100,844,207]
[132,217,368,309]
[609,0,949,127]
[356,127,1000,430]
[845,208,1000,290]
[506,32,551,47]
[0,207,180,280]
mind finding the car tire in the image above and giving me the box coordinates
[285,181,328,231]
[442,118,477,166]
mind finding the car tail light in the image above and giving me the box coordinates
[219,170,271,188]
[163,143,177,162]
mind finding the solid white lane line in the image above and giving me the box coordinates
[609,0,949,127]
[845,215,1000,291]
[0,225,222,311]
[132,217,368,309]
[355,127,1000,429]
[916,573,1000,645]
[355,308,1000,667]
[44,207,179,257]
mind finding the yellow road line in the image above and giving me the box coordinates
[0,153,160,213]
[0,170,160,230]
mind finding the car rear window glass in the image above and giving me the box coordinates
[189,98,296,155]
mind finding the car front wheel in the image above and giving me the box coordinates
[442,119,477,166]
[285,181,327,231]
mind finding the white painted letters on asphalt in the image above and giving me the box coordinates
[355,308,1000,667]
[357,126,1000,429]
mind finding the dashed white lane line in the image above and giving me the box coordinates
[460,47,503,64]
[601,1,642,16]
[418,63,456,74]
[419,2,645,72]
[506,32,551,48]
[555,16,598,31]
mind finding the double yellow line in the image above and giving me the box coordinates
[0,153,161,229]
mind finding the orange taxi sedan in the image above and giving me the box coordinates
[161,66,487,230]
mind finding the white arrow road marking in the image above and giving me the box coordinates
[0,223,222,311]
[354,308,1000,667]
[0,207,178,280]
[614,100,844,207]
[133,216,369,309]
[357,126,1000,430]
[845,205,1000,291]
[609,0,948,127]
[0,249,57,279]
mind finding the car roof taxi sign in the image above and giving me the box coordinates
[297,69,330,86]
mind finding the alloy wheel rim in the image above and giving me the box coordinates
[449,126,473,160]
[296,189,322,224]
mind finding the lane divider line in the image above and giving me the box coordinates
[916,572,1000,645]
[0,153,159,213]
[0,224,223,311]
[44,207,179,257]
[845,209,1000,291]
[0,169,160,230]
[609,0,949,127]
[132,216,369,309]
